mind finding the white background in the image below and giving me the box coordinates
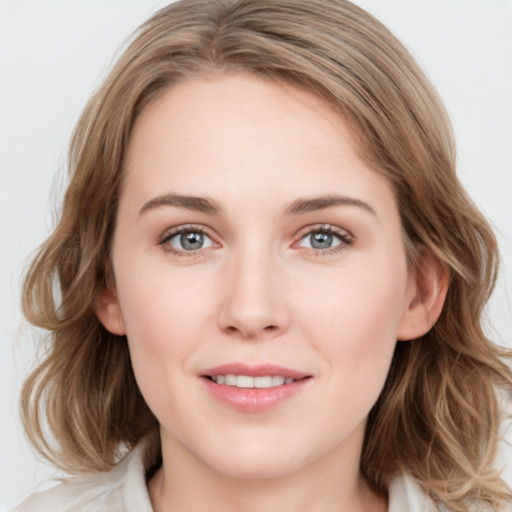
[1,1,511,509]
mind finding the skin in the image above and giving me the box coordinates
[96,73,447,512]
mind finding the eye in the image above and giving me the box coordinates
[162,227,215,253]
[296,226,352,252]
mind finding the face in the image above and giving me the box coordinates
[100,74,421,480]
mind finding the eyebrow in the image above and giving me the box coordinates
[138,193,376,217]
[139,194,222,216]
[285,195,377,216]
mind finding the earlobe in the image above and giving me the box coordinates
[94,285,126,336]
[397,252,449,341]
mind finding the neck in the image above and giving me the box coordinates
[148,430,387,512]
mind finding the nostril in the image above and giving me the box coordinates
[223,324,278,338]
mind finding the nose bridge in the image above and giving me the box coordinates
[218,235,288,338]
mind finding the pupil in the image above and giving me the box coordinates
[311,232,332,249]
[181,232,203,250]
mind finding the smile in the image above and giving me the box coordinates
[209,375,296,388]
[200,364,312,412]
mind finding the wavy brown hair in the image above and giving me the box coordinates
[21,1,512,510]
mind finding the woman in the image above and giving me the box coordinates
[15,0,512,510]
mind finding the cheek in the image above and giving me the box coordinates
[297,257,409,382]
[114,262,213,399]
[116,254,210,339]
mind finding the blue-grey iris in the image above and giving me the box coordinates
[311,232,333,249]
[181,232,204,250]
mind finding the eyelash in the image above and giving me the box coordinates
[159,225,215,258]
[158,224,353,257]
[294,224,353,256]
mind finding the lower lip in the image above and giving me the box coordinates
[201,377,311,412]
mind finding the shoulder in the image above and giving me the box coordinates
[13,442,153,512]
[12,475,121,512]
[388,473,439,512]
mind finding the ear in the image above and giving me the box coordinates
[397,252,449,341]
[94,283,126,336]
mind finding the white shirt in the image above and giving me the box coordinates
[14,440,439,512]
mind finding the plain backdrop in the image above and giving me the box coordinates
[1,0,511,509]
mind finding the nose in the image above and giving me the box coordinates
[217,244,290,340]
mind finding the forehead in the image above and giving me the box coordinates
[127,73,353,157]
[122,73,396,216]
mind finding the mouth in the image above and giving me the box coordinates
[204,374,307,388]
[200,363,312,412]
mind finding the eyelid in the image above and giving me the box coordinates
[159,224,205,243]
[295,223,353,240]
[292,224,354,253]
[158,224,221,256]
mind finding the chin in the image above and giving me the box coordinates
[202,441,308,480]
[212,457,302,480]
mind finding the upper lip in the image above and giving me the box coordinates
[201,363,311,380]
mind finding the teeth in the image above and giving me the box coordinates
[237,375,255,388]
[225,375,237,386]
[211,374,297,388]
